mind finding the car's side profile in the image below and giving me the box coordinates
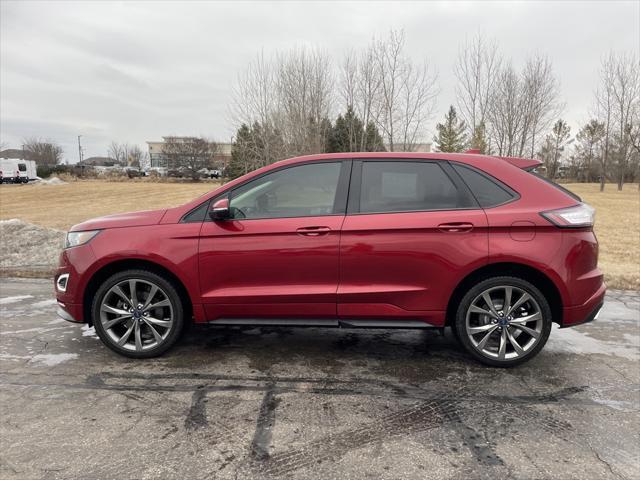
[55,152,605,366]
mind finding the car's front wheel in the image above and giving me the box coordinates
[455,276,552,367]
[92,269,184,358]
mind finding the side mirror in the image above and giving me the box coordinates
[209,198,231,221]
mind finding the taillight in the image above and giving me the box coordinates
[541,203,595,228]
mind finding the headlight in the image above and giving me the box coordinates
[65,230,100,248]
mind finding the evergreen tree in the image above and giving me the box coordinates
[227,124,255,179]
[328,106,385,152]
[364,121,385,151]
[434,105,468,152]
[575,119,605,182]
[537,119,571,179]
[469,122,488,154]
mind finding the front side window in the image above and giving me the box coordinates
[359,161,467,213]
[18,164,27,171]
[230,162,342,219]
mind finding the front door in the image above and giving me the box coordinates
[338,160,488,325]
[199,161,350,321]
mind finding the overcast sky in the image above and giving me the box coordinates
[1,0,638,161]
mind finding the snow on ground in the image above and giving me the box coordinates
[35,176,67,185]
[0,219,65,270]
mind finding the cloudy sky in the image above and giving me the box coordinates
[1,0,638,161]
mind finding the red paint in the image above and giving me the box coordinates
[56,152,604,330]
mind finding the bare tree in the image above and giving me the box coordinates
[610,52,639,190]
[595,54,616,191]
[454,33,501,146]
[482,54,562,158]
[107,141,129,166]
[519,55,563,157]
[486,64,523,156]
[275,47,334,155]
[373,30,438,151]
[594,52,640,190]
[163,136,218,180]
[230,47,333,162]
[22,137,63,165]
[128,145,148,169]
[339,44,384,151]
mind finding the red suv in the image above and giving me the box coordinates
[55,152,605,366]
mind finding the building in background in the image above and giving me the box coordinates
[147,137,232,171]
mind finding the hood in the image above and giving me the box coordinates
[70,209,167,232]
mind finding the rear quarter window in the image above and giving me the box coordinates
[451,163,516,208]
[529,171,582,202]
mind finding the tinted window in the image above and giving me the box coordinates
[230,162,342,219]
[452,163,515,207]
[529,171,581,202]
[181,199,211,223]
[359,161,465,213]
[18,164,26,171]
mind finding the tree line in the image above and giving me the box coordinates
[4,31,637,189]
[228,31,639,190]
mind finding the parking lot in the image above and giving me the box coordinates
[0,278,638,480]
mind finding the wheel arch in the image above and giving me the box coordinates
[82,258,193,326]
[446,262,563,327]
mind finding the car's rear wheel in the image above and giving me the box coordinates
[92,269,184,358]
[455,276,552,367]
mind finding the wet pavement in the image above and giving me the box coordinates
[0,278,638,480]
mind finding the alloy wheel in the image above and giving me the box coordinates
[99,278,174,352]
[465,285,544,361]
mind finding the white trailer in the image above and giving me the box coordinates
[0,158,37,183]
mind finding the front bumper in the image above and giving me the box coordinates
[56,302,83,323]
[561,282,606,327]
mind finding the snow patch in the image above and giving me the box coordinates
[36,176,67,185]
[81,324,98,339]
[31,299,57,308]
[30,353,78,366]
[0,219,65,269]
[0,295,34,305]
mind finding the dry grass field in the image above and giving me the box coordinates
[0,180,217,230]
[566,183,640,290]
[1,180,638,289]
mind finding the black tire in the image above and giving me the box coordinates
[92,269,184,358]
[454,276,552,367]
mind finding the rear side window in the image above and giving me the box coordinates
[359,161,469,213]
[451,163,515,208]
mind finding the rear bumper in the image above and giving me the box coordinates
[561,282,606,328]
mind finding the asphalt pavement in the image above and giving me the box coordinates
[0,278,638,480]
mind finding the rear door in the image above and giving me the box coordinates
[337,159,488,324]
[199,160,351,321]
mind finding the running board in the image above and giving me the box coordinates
[208,318,437,329]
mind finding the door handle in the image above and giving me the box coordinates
[438,222,474,233]
[296,226,331,236]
